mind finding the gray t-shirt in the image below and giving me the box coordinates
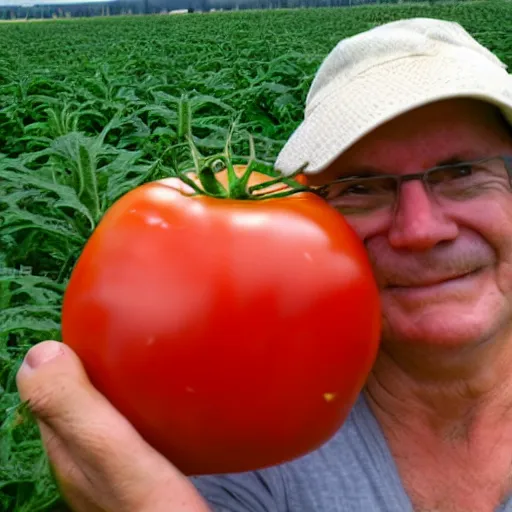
[192,393,512,511]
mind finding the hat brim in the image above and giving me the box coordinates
[275,54,512,176]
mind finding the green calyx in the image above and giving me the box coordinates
[175,133,310,201]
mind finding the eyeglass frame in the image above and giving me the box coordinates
[309,154,512,213]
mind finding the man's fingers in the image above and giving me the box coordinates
[15,340,192,511]
[16,341,153,465]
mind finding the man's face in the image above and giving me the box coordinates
[310,99,512,350]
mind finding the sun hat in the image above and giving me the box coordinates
[274,17,512,176]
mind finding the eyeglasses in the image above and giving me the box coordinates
[310,155,512,216]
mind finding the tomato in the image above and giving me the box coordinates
[61,163,381,476]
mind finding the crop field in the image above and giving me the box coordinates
[1,2,512,510]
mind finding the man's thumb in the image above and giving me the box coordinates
[16,340,121,441]
[16,340,175,482]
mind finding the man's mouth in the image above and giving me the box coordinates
[386,268,483,290]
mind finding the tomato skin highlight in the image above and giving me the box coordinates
[61,173,381,476]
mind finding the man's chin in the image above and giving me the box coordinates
[381,303,500,350]
[384,325,484,351]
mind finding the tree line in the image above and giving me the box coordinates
[0,0,474,20]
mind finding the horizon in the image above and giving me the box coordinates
[0,0,113,5]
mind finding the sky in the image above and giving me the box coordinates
[0,0,110,5]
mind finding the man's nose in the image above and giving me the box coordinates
[388,180,459,251]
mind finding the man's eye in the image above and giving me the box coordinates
[325,182,370,199]
[344,184,374,195]
[320,177,397,201]
[449,166,473,178]
[431,165,473,183]
[329,180,385,198]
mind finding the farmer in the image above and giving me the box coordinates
[16,17,512,512]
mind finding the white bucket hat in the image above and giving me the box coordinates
[275,17,512,176]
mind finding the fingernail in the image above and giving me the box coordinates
[24,341,65,370]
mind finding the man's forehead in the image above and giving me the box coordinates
[321,136,488,181]
[337,149,483,177]
[323,101,511,178]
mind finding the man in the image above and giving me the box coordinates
[16,17,512,512]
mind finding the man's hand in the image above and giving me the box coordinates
[16,340,211,512]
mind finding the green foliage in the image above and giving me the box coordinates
[1,3,511,510]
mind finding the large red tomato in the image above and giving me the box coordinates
[61,163,381,476]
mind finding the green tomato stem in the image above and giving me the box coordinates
[175,136,311,200]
